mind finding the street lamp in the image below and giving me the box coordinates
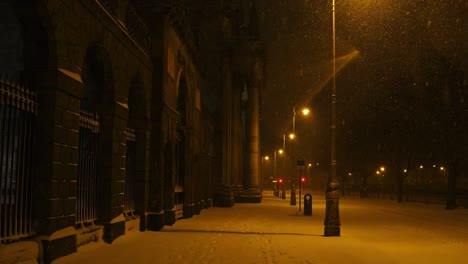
[289,106,310,206]
[261,155,269,191]
[274,149,284,197]
[379,166,385,198]
[324,0,340,237]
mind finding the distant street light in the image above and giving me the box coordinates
[261,155,269,191]
[377,167,385,198]
[274,149,283,197]
[289,106,310,206]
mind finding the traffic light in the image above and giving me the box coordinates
[301,177,306,183]
[278,178,283,184]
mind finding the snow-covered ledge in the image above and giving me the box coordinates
[97,213,126,243]
[39,226,77,263]
[0,241,39,264]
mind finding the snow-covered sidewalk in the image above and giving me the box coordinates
[53,192,468,264]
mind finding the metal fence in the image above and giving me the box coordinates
[97,0,117,15]
[125,3,151,51]
[76,111,100,225]
[0,76,37,243]
[124,127,136,216]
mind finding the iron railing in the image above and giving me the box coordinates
[125,4,151,51]
[76,111,100,225]
[96,0,151,52]
[124,127,136,216]
[97,0,117,15]
[0,75,37,243]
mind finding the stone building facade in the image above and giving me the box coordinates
[0,0,264,263]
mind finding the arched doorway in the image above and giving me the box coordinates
[77,44,113,227]
[0,1,45,243]
[125,76,148,219]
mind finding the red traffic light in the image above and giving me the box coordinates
[301,177,306,183]
[278,178,283,184]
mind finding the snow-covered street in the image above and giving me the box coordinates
[53,191,468,264]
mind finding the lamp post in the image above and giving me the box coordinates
[281,134,286,199]
[261,155,269,191]
[289,131,296,205]
[274,149,283,197]
[380,166,385,197]
[324,0,341,237]
[290,107,310,206]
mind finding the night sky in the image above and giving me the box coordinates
[257,0,467,180]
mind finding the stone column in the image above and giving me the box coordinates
[241,68,262,203]
[32,69,81,262]
[215,57,235,207]
[232,80,243,201]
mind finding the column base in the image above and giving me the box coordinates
[98,216,126,243]
[164,209,176,225]
[194,201,201,215]
[41,227,77,263]
[146,212,165,231]
[183,203,195,218]
[214,185,235,207]
[234,185,244,202]
[238,188,262,203]
[206,198,213,208]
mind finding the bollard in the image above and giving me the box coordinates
[290,188,296,205]
[304,194,312,216]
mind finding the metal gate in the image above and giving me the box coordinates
[76,111,100,225]
[0,76,37,243]
[124,127,136,216]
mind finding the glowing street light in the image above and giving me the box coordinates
[261,155,270,191]
[274,149,284,198]
[290,106,311,206]
[289,133,295,140]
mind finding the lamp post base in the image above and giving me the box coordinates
[324,189,340,236]
[324,226,340,236]
[290,188,296,205]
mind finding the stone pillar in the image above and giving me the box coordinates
[241,79,262,203]
[183,134,195,218]
[162,107,177,225]
[96,103,126,244]
[232,80,244,201]
[32,69,80,263]
[146,56,166,231]
[215,57,235,207]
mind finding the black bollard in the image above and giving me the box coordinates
[304,194,312,216]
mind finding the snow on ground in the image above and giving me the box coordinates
[53,191,468,264]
